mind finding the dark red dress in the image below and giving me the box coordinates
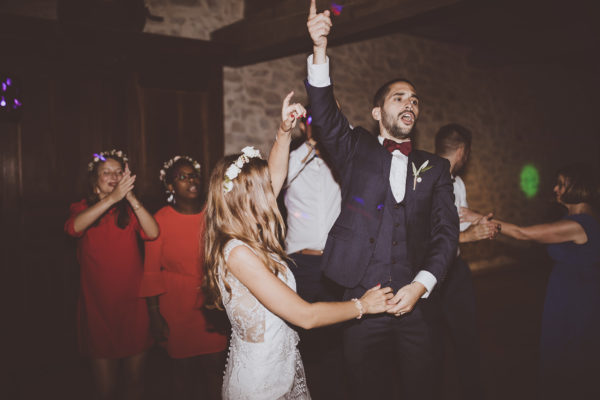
[65,199,153,358]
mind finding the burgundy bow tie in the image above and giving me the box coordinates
[383,139,412,156]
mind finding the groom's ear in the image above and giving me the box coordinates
[372,107,381,122]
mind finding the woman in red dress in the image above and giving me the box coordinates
[140,156,227,400]
[65,149,159,400]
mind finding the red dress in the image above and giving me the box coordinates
[140,206,227,359]
[65,199,153,358]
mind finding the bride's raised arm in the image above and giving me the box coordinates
[268,91,305,198]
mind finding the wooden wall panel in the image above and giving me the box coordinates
[1,19,225,369]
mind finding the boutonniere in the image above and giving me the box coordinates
[411,160,434,190]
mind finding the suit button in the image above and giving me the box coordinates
[391,258,396,263]
[392,240,398,246]
[394,204,400,209]
[394,223,400,227]
[369,238,375,244]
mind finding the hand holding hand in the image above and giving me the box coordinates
[280,91,306,133]
[307,0,332,50]
[109,164,135,203]
[386,282,427,316]
[359,284,394,314]
[460,207,485,224]
[470,220,500,240]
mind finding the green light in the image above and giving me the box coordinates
[520,164,540,198]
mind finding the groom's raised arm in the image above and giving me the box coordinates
[305,0,357,174]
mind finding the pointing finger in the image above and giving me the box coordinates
[309,0,317,17]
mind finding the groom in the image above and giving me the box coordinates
[305,1,458,398]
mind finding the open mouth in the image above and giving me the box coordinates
[399,111,415,125]
[188,185,198,193]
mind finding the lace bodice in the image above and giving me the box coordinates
[218,239,310,399]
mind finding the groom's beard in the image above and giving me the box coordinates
[382,109,415,140]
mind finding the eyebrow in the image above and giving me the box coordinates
[390,91,419,101]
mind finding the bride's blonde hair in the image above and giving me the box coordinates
[203,154,288,310]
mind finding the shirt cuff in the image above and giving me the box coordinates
[307,54,331,87]
[413,270,437,298]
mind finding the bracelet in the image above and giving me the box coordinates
[351,298,364,319]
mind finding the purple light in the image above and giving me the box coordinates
[93,153,106,161]
[6,78,12,86]
[331,3,343,16]
[0,97,6,107]
[1,83,6,91]
[353,196,365,205]
[14,99,21,106]
[307,115,313,125]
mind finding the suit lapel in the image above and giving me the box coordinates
[405,150,424,213]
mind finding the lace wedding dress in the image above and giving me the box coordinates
[218,239,311,399]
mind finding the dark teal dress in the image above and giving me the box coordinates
[541,213,600,398]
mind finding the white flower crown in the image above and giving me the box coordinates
[159,155,202,203]
[223,146,262,194]
[159,155,201,184]
[87,149,128,171]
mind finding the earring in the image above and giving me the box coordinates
[166,190,175,204]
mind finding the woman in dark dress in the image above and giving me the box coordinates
[462,164,600,399]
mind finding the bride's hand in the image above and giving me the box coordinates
[280,91,306,134]
[359,284,394,314]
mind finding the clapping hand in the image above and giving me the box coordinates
[110,163,135,203]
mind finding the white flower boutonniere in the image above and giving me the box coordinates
[412,160,434,190]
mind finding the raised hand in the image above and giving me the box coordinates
[359,284,394,314]
[280,91,306,133]
[110,164,135,203]
[307,0,332,51]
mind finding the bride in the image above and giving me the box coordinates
[203,92,393,399]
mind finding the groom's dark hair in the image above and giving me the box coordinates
[372,78,417,108]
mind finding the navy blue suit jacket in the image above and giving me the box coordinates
[306,82,459,289]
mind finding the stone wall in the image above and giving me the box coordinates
[144,0,243,40]
[222,33,599,268]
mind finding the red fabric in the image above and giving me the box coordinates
[64,199,153,358]
[140,206,227,359]
[382,138,412,156]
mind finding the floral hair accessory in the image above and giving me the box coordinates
[88,149,128,171]
[159,155,202,203]
[223,146,262,194]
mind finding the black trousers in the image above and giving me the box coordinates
[342,284,440,400]
[289,253,345,400]
[436,256,484,400]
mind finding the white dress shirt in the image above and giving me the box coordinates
[306,55,436,296]
[453,175,471,233]
[285,143,341,255]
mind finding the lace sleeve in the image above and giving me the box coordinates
[221,239,266,343]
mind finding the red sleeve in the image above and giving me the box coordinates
[139,215,166,297]
[64,200,88,238]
